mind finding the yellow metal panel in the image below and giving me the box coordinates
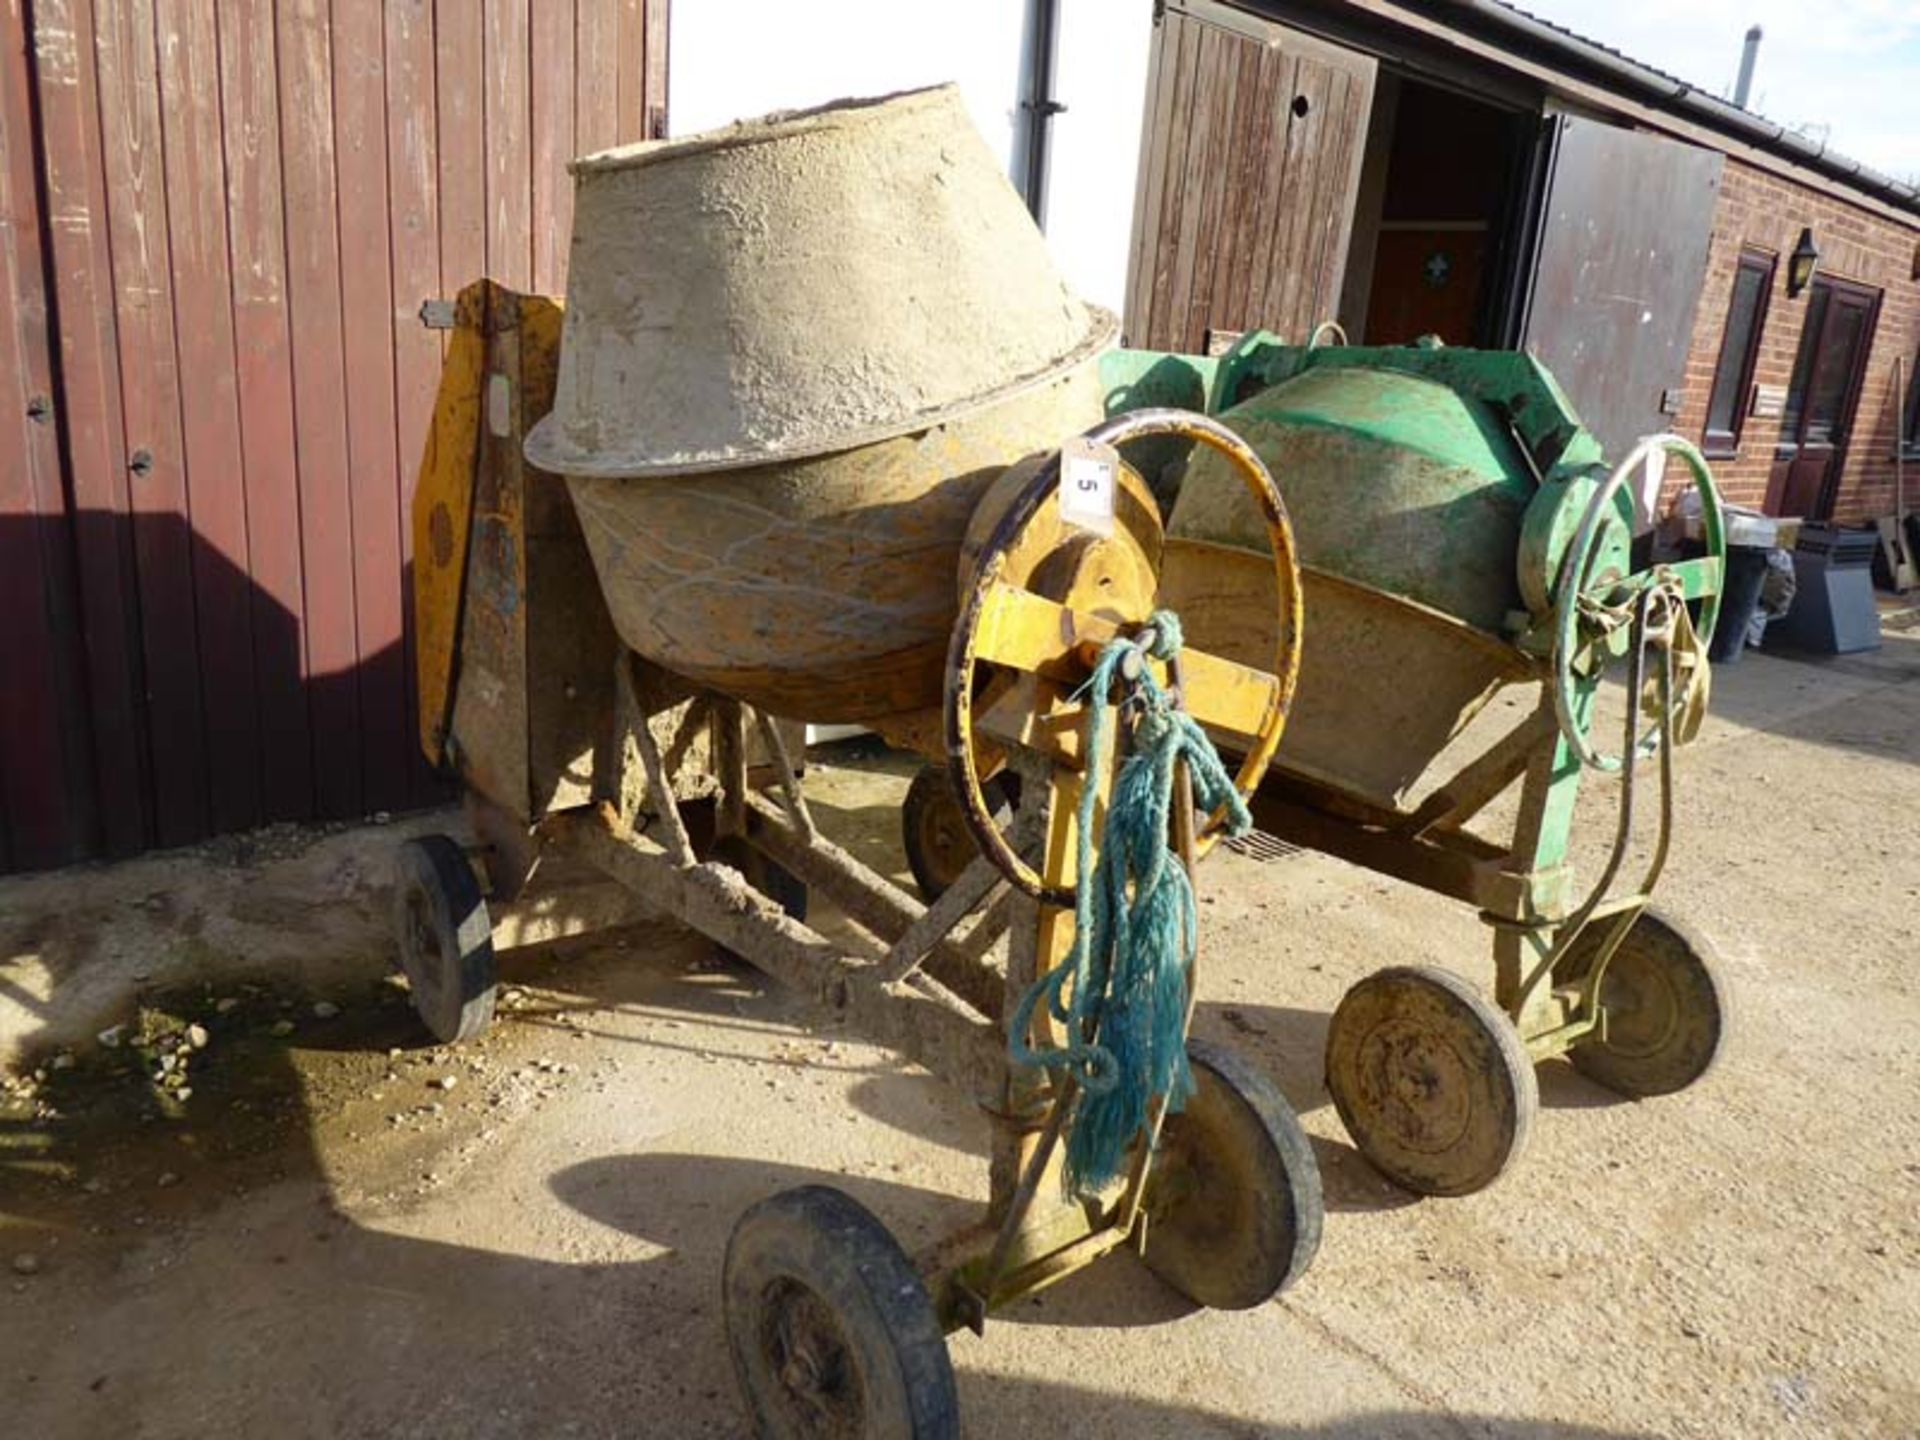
[411,282,492,766]
[410,281,568,769]
[972,582,1280,740]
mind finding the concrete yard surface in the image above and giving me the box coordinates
[3,636,1919,1438]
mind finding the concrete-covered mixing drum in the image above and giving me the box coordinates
[1163,358,1537,808]
[524,85,1116,721]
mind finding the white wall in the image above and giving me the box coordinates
[668,1,1156,320]
[1042,1,1156,320]
[669,1,1030,177]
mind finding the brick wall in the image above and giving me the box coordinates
[1663,155,1920,523]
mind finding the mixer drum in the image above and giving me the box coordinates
[568,363,1104,721]
[526,85,1116,721]
[1165,363,1536,809]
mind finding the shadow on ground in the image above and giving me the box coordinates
[1699,629,1920,766]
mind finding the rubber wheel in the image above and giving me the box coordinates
[724,1186,958,1440]
[1556,907,1729,1097]
[901,762,1016,903]
[1142,1039,1322,1307]
[1325,965,1536,1198]
[391,834,497,1044]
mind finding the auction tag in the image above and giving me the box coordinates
[1058,436,1119,536]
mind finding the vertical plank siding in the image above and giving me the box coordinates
[0,0,89,869]
[1,0,666,874]
[157,0,262,835]
[96,0,211,848]
[385,0,445,808]
[29,0,149,859]
[1126,6,1375,355]
[219,0,312,822]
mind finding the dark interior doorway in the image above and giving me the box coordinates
[1341,76,1532,346]
[1770,275,1882,519]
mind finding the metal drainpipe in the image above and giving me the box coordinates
[1020,0,1066,224]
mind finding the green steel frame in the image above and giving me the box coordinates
[1100,334,1727,1060]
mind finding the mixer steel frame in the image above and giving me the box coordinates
[521,637,1308,1343]
[397,280,1323,1430]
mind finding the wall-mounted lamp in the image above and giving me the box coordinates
[1787,227,1820,297]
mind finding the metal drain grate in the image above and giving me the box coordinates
[1224,828,1303,863]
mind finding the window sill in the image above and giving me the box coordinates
[1701,440,1740,463]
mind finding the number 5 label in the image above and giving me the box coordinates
[1058,436,1119,537]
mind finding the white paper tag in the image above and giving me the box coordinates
[1058,437,1118,536]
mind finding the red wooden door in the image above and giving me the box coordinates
[2,0,668,875]
[1770,276,1881,520]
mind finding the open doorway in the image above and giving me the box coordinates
[1341,75,1534,347]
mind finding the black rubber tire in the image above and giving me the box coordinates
[391,834,497,1044]
[901,762,1016,903]
[1142,1038,1323,1308]
[724,1186,958,1440]
[1556,907,1730,1098]
[1325,965,1537,1198]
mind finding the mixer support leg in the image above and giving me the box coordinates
[712,698,749,840]
[988,753,1059,1222]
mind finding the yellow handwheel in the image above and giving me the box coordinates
[943,409,1302,904]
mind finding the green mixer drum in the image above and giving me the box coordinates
[1166,362,1540,812]
[1171,364,1536,636]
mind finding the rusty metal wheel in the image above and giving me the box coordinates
[1326,965,1536,1197]
[1557,907,1729,1097]
[900,761,1016,903]
[391,834,497,1044]
[1141,1039,1322,1308]
[724,1186,957,1440]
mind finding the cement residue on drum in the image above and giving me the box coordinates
[525,84,1114,479]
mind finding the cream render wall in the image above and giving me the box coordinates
[666,0,1154,318]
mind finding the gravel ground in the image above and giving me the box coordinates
[2,636,1918,1439]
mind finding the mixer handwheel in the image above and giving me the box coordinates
[1555,907,1729,1098]
[1141,1039,1322,1308]
[725,1186,958,1440]
[945,408,1303,903]
[391,834,498,1044]
[1325,965,1536,1197]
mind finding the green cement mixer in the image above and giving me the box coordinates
[911,333,1729,1198]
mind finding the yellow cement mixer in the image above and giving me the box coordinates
[395,88,1319,1437]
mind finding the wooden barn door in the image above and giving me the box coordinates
[2,0,667,875]
[1125,0,1375,353]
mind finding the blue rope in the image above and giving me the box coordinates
[1007,609,1253,1196]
